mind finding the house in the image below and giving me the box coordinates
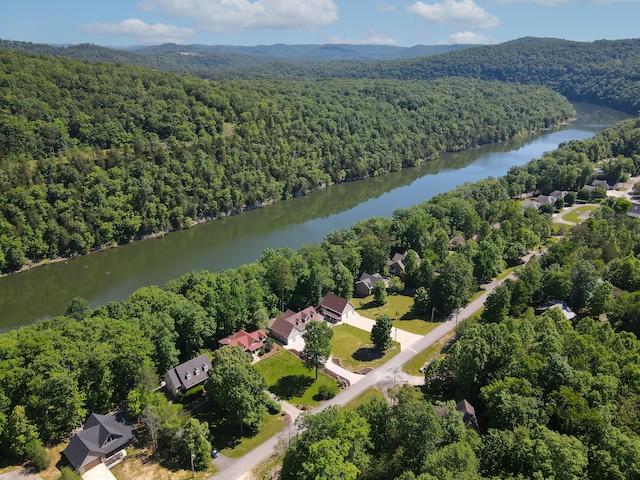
[164,353,212,398]
[536,194,557,205]
[550,190,567,199]
[522,201,541,210]
[354,272,386,297]
[434,399,479,432]
[319,292,355,323]
[63,412,136,474]
[219,329,267,355]
[627,202,640,218]
[535,300,577,321]
[591,179,613,190]
[387,252,407,276]
[268,306,323,345]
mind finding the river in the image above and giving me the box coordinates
[0,103,631,330]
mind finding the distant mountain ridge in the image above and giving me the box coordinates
[0,38,471,67]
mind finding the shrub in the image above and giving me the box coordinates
[317,383,339,400]
[26,439,50,471]
[264,337,274,353]
[59,466,82,480]
[266,397,281,414]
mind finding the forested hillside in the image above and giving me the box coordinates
[0,50,573,272]
[1,116,640,473]
[214,37,640,116]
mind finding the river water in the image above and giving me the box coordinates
[0,103,631,330]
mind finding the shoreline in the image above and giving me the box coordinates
[0,120,575,280]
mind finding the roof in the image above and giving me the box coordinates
[550,190,567,199]
[591,179,612,189]
[269,306,321,340]
[434,400,479,431]
[535,300,577,321]
[355,272,385,289]
[320,292,351,316]
[387,252,406,270]
[536,195,557,204]
[63,413,136,470]
[628,202,640,218]
[165,353,212,391]
[219,329,267,352]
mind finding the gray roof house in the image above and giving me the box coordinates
[63,412,136,474]
[535,300,577,321]
[164,353,212,398]
[354,272,386,297]
[536,194,557,205]
[387,252,407,276]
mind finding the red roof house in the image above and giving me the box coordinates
[219,329,267,353]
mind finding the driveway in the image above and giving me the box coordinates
[0,469,43,480]
[81,464,117,480]
[342,311,423,351]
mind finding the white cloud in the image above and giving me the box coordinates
[445,31,498,44]
[407,0,500,28]
[492,0,640,4]
[80,18,195,44]
[375,2,397,11]
[136,0,339,32]
[327,31,397,45]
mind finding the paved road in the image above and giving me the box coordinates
[0,469,43,480]
[211,273,511,480]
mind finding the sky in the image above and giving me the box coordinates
[1,0,638,48]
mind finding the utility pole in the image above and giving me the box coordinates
[431,306,438,323]
[190,449,195,478]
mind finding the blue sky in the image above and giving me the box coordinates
[2,0,638,47]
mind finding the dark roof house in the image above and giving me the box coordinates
[63,412,136,474]
[219,329,267,354]
[164,353,212,398]
[535,300,577,321]
[319,292,355,323]
[387,252,407,276]
[434,399,479,432]
[268,306,323,345]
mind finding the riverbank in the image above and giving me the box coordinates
[0,121,575,281]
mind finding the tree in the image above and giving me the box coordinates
[281,406,371,480]
[300,321,333,380]
[481,283,511,324]
[413,287,431,315]
[371,314,393,352]
[431,253,475,316]
[372,281,387,305]
[181,418,212,470]
[59,466,82,480]
[206,346,268,434]
[64,296,91,321]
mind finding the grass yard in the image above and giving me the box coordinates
[110,445,217,480]
[331,324,400,371]
[344,387,386,411]
[355,294,443,335]
[496,266,517,282]
[561,205,599,224]
[254,349,337,407]
[402,331,456,376]
[219,412,285,458]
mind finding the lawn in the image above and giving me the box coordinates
[254,349,337,407]
[219,412,285,458]
[110,445,217,480]
[344,387,386,411]
[355,294,443,335]
[402,331,456,376]
[331,324,400,371]
[561,205,599,224]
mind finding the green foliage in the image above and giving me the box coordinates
[181,417,212,470]
[0,48,573,272]
[371,314,393,351]
[59,466,82,480]
[372,281,387,306]
[281,406,371,480]
[206,345,268,434]
[316,383,339,400]
[300,321,333,380]
[25,439,50,471]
